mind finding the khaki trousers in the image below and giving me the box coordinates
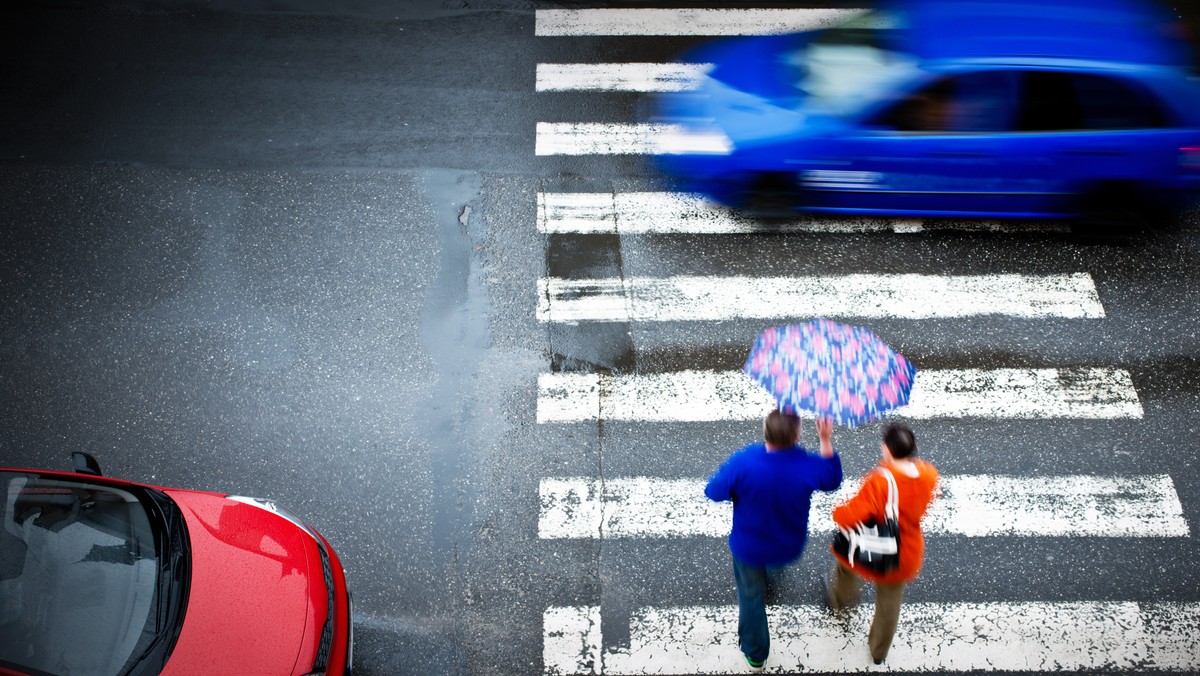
[829,562,907,663]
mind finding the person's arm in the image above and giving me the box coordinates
[818,453,843,491]
[704,455,737,503]
[812,417,842,490]
[927,464,943,507]
[832,473,884,529]
[816,417,834,457]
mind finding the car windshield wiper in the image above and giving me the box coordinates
[119,569,171,675]
[122,491,189,675]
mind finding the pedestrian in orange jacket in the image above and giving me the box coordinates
[826,422,939,665]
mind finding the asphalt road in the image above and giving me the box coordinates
[1,2,1199,675]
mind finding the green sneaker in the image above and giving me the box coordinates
[744,654,765,672]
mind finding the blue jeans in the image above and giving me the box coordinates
[732,554,771,662]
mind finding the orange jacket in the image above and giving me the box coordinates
[830,459,940,584]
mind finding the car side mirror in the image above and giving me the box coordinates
[71,451,103,476]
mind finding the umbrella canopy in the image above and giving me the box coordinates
[744,320,917,427]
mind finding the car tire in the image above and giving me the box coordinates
[740,172,799,221]
[1072,182,1149,244]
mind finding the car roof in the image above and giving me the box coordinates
[916,56,1200,125]
[924,56,1186,74]
[889,0,1192,66]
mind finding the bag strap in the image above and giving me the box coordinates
[878,467,899,521]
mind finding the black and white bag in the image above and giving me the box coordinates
[831,468,900,574]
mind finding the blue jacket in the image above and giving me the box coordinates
[705,442,843,567]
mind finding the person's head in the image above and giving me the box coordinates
[763,410,801,448]
[881,423,916,460]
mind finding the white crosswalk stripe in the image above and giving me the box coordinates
[535,8,869,36]
[538,475,1190,539]
[536,122,734,156]
[544,602,1200,674]
[536,369,1143,423]
[536,64,712,92]
[538,273,1105,323]
[537,191,1070,234]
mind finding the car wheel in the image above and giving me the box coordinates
[740,173,799,221]
[1072,182,1148,244]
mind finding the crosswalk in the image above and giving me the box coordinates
[533,7,1195,675]
[537,369,1142,423]
[535,8,866,36]
[537,191,1068,234]
[536,64,714,93]
[545,603,1200,674]
[538,274,1105,322]
[538,475,1189,539]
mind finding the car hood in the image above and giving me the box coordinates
[690,33,807,102]
[655,34,819,152]
[161,490,314,676]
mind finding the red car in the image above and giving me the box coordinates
[0,453,352,675]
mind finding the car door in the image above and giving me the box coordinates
[1009,69,1184,212]
[801,70,1041,217]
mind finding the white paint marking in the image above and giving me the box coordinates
[537,274,1106,323]
[535,8,868,36]
[536,123,732,156]
[538,475,1189,539]
[543,602,1200,673]
[536,192,1070,234]
[544,606,601,676]
[535,369,1143,423]
[536,63,712,92]
[903,368,1143,419]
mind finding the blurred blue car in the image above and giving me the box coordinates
[653,0,1200,225]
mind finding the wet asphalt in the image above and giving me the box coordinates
[1,2,1199,675]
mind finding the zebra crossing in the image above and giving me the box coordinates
[538,475,1189,539]
[538,274,1105,322]
[544,602,1200,674]
[535,8,865,37]
[536,369,1142,423]
[533,7,1195,674]
[537,191,1068,235]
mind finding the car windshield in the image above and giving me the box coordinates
[0,472,175,675]
[789,9,918,114]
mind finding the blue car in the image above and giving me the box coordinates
[652,0,1200,225]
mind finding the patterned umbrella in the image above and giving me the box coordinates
[744,319,917,427]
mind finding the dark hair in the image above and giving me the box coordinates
[883,423,916,459]
[764,410,800,447]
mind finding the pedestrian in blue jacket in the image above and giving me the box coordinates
[705,410,842,672]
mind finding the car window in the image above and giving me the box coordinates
[1070,73,1167,129]
[0,472,162,675]
[1016,71,1083,131]
[1016,71,1168,132]
[872,71,1019,132]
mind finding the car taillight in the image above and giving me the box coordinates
[1182,146,1200,170]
